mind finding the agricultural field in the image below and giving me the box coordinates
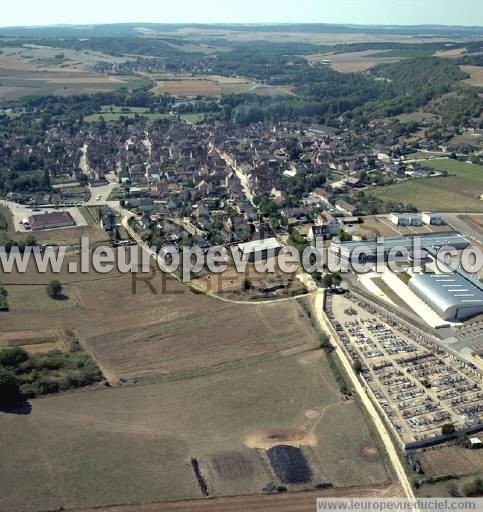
[0,250,317,382]
[306,50,403,73]
[370,160,483,213]
[0,350,392,512]
[0,47,147,100]
[460,65,483,87]
[416,446,483,497]
[0,72,147,101]
[151,75,253,97]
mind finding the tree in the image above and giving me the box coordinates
[339,230,353,242]
[322,274,333,289]
[0,369,21,406]
[441,423,456,435]
[463,478,483,497]
[47,280,62,299]
[0,347,28,368]
[318,332,330,348]
[332,273,342,288]
[353,361,363,373]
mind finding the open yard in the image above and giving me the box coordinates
[370,160,483,213]
[0,350,393,512]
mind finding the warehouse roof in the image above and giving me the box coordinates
[409,273,483,312]
[332,232,469,253]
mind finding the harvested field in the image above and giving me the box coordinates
[0,329,68,353]
[434,48,466,58]
[0,352,393,511]
[418,446,483,478]
[0,52,146,100]
[0,256,316,381]
[460,65,483,87]
[151,75,252,97]
[306,50,402,73]
[69,484,403,512]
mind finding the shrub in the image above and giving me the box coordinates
[47,280,63,299]
[0,347,28,368]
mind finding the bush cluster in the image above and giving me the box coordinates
[0,341,103,403]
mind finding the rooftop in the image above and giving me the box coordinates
[238,237,282,254]
[409,273,483,312]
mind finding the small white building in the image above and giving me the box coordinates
[469,437,482,449]
[422,212,442,225]
[389,213,422,226]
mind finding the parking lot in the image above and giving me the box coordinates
[330,294,482,445]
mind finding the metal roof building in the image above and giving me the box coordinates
[330,232,469,263]
[409,273,483,321]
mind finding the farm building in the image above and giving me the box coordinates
[237,237,282,262]
[266,445,311,484]
[28,211,76,231]
[409,273,483,321]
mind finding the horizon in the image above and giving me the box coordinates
[2,0,483,29]
[2,21,483,29]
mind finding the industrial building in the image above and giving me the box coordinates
[409,273,483,321]
[28,211,76,231]
[330,233,470,264]
[389,213,422,226]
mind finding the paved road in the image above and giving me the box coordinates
[312,291,415,499]
[442,213,483,245]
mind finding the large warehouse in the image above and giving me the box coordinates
[330,233,469,264]
[409,273,483,321]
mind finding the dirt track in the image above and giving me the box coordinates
[312,291,414,499]
[75,483,401,512]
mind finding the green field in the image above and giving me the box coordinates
[180,112,205,123]
[371,159,483,212]
[84,112,173,122]
[84,107,205,123]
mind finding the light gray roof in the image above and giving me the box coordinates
[238,237,282,254]
[332,232,469,253]
[409,273,483,312]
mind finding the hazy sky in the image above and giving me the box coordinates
[2,0,483,27]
